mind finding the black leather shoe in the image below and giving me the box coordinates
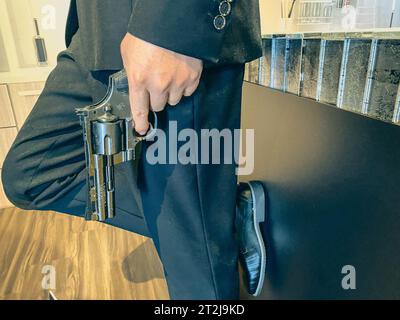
[235,181,266,296]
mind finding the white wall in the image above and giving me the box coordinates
[259,0,300,34]
[3,0,70,68]
[29,0,71,66]
[260,0,285,34]
[0,0,70,82]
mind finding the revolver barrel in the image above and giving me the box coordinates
[91,115,124,221]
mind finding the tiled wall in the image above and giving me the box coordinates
[245,32,400,125]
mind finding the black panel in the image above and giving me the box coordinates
[240,83,400,299]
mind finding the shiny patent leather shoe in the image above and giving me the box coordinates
[235,181,266,296]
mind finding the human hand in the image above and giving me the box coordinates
[121,33,203,135]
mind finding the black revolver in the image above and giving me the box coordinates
[76,70,157,222]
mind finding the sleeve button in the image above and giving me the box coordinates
[213,14,226,30]
[219,1,232,16]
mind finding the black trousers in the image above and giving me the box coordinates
[2,47,245,300]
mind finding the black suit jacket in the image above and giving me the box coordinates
[65,0,262,70]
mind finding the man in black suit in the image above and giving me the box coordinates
[2,0,263,299]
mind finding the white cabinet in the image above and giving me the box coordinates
[0,171,12,208]
[0,127,17,169]
[0,81,44,208]
[7,82,45,128]
[0,122,18,209]
[0,0,68,208]
[0,85,16,127]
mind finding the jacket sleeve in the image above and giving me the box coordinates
[127,0,231,64]
[65,0,79,48]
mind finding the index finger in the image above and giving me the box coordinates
[129,83,150,136]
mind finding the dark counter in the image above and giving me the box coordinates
[240,82,400,299]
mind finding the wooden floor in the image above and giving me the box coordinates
[0,207,169,300]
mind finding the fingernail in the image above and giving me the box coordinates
[138,130,147,136]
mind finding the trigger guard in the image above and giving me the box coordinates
[145,111,158,140]
[135,111,158,141]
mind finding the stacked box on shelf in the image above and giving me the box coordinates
[364,37,400,122]
[245,58,260,83]
[318,34,345,105]
[271,36,288,91]
[338,37,372,113]
[258,37,272,87]
[300,34,322,100]
[256,32,400,126]
[286,35,303,95]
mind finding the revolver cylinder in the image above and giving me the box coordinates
[92,118,124,156]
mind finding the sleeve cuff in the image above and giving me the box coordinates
[127,0,227,63]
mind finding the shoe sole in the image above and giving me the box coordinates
[247,181,267,297]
